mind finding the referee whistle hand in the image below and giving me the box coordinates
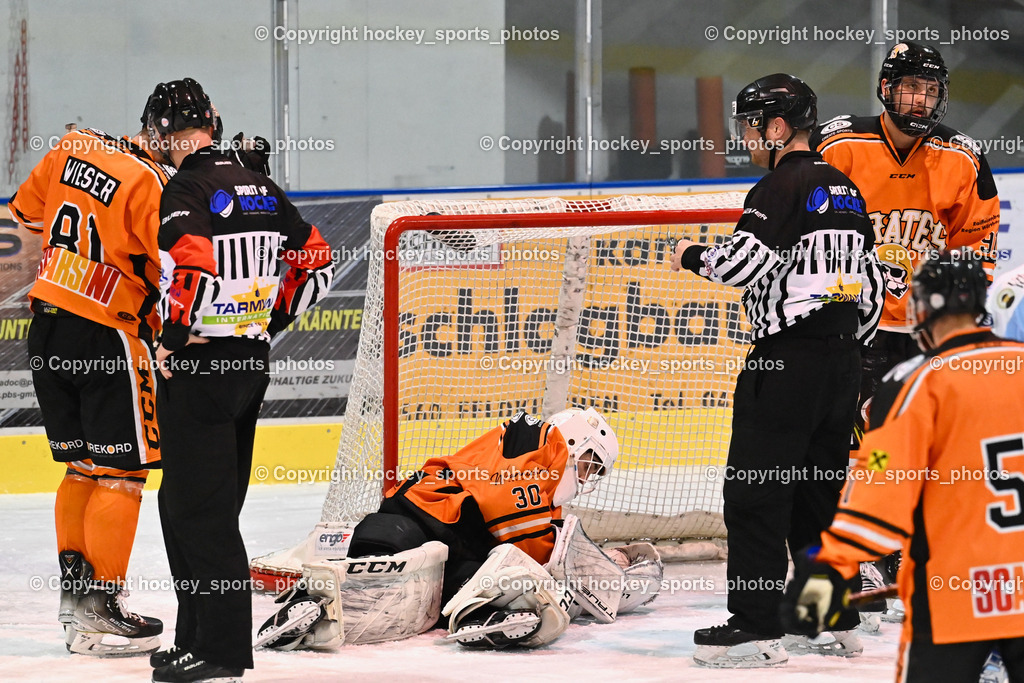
[670,238,695,272]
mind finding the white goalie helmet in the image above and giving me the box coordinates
[547,407,619,507]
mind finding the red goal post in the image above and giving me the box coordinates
[251,192,748,587]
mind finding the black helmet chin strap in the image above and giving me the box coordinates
[763,127,799,171]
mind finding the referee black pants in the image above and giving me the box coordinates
[723,334,861,637]
[157,338,269,670]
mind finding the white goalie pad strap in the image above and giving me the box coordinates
[444,543,570,648]
[301,540,448,646]
[545,514,624,623]
[607,543,664,613]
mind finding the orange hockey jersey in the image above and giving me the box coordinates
[8,128,171,341]
[817,328,1024,644]
[385,412,572,563]
[812,116,1000,332]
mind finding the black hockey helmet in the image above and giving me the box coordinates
[877,41,949,137]
[143,78,221,140]
[731,73,816,170]
[731,73,817,138]
[909,248,988,340]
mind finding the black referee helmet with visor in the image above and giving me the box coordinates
[730,73,817,170]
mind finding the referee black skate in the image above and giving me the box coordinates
[670,73,884,668]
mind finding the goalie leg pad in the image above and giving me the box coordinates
[260,541,449,649]
[444,544,570,648]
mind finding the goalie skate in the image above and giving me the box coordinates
[781,630,863,657]
[254,595,328,650]
[445,610,542,648]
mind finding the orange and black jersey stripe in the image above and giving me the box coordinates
[384,412,572,564]
[818,328,1024,644]
[9,128,171,341]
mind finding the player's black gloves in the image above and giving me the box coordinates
[230,131,272,176]
[779,546,855,636]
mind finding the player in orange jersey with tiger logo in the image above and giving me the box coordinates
[811,41,1000,446]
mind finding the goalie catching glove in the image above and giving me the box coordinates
[546,515,663,621]
[606,542,663,614]
[780,546,856,636]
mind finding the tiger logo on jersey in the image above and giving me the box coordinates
[876,243,914,300]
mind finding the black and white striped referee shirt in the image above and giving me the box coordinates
[681,150,883,344]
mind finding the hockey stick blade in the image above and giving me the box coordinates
[848,584,898,607]
[445,612,541,641]
[253,597,327,649]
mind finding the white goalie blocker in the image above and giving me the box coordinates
[255,541,448,649]
[249,521,355,593]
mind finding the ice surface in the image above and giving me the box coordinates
[0,484,900,682]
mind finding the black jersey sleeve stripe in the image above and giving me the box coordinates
[502,527,556,545]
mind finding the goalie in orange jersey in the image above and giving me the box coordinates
[349,408,619,602]
[254,408,664,651]
[783,249,1024,682]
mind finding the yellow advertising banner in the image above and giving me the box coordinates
[393,220,749,469]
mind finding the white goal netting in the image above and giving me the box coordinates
[319,192,748,543]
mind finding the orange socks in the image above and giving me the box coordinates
[55,468,147,584]
[55,470,95,557]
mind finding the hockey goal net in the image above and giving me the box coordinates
[252,192,749,585]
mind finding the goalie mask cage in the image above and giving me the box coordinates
[258,192,750,580]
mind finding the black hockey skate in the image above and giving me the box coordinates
[254,593,328,650]
[58,550,93,633]
[68,581,162,656]
[693,623,788,668]
[151,650,243,682]
[446,609,542,648]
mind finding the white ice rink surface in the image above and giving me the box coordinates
[0,484,901,682]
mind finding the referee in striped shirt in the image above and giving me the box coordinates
[670,74,884,666]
